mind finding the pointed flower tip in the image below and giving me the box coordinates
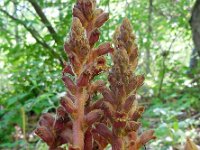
[60,97,76,114]
[136,75,145,88]
[95,12,109,28]
[72,17,83,29]
[39,113,54,127]
[77,72,90,86]
[121,17,132,29]
[56,106,66,118]
[139,129,156,145]
[35,127,55,146]
[73,17,81,24]
[89,28,100,46]
[123,17,130,24]
[85,109,103,125]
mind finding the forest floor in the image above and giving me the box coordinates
[142,97,200,150]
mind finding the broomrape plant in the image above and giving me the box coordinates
[35,0,155,149]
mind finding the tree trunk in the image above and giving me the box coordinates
[146,0,153,74]
[13,2,19,44]
[189,0,200,70]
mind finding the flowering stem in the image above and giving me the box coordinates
[72,88,85,149]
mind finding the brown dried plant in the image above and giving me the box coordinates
[35,0,155,150]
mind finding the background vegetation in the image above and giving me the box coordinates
[0,0,199,149]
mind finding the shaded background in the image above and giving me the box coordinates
[0,0,199,149]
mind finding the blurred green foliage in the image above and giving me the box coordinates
[0,0,199,149]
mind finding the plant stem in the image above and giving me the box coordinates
[158,56,166,97]
[72,88,86,149]
[21,107,29,150]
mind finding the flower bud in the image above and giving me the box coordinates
[136,130,156,148]
[35,126,55,147]
[56,106,67,118]
[89,80,105,94]
[98,87,115,104]
[62,76,76,94]
[73,7,87,26]
[89,28,100,47]
[71,17,84,38]
[136,75,145,89]
[77,71,90,86]
[123,94,136,113]
[39,113,54,128]
[101,101,114,120]
[94,123,112,142]
[83,0,95,20]
[85,109,103,125]
[60,96,76,114]
[94,8,103,17]
[92,131,108,149]
[92,42,114,59]
[95,12,109,28]
[84,129,93,149]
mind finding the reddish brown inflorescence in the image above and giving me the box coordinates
[35,0,155,150]
[93,18,156,150]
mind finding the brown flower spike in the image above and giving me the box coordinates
[35,0,155,149]
[94,18,156,149]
